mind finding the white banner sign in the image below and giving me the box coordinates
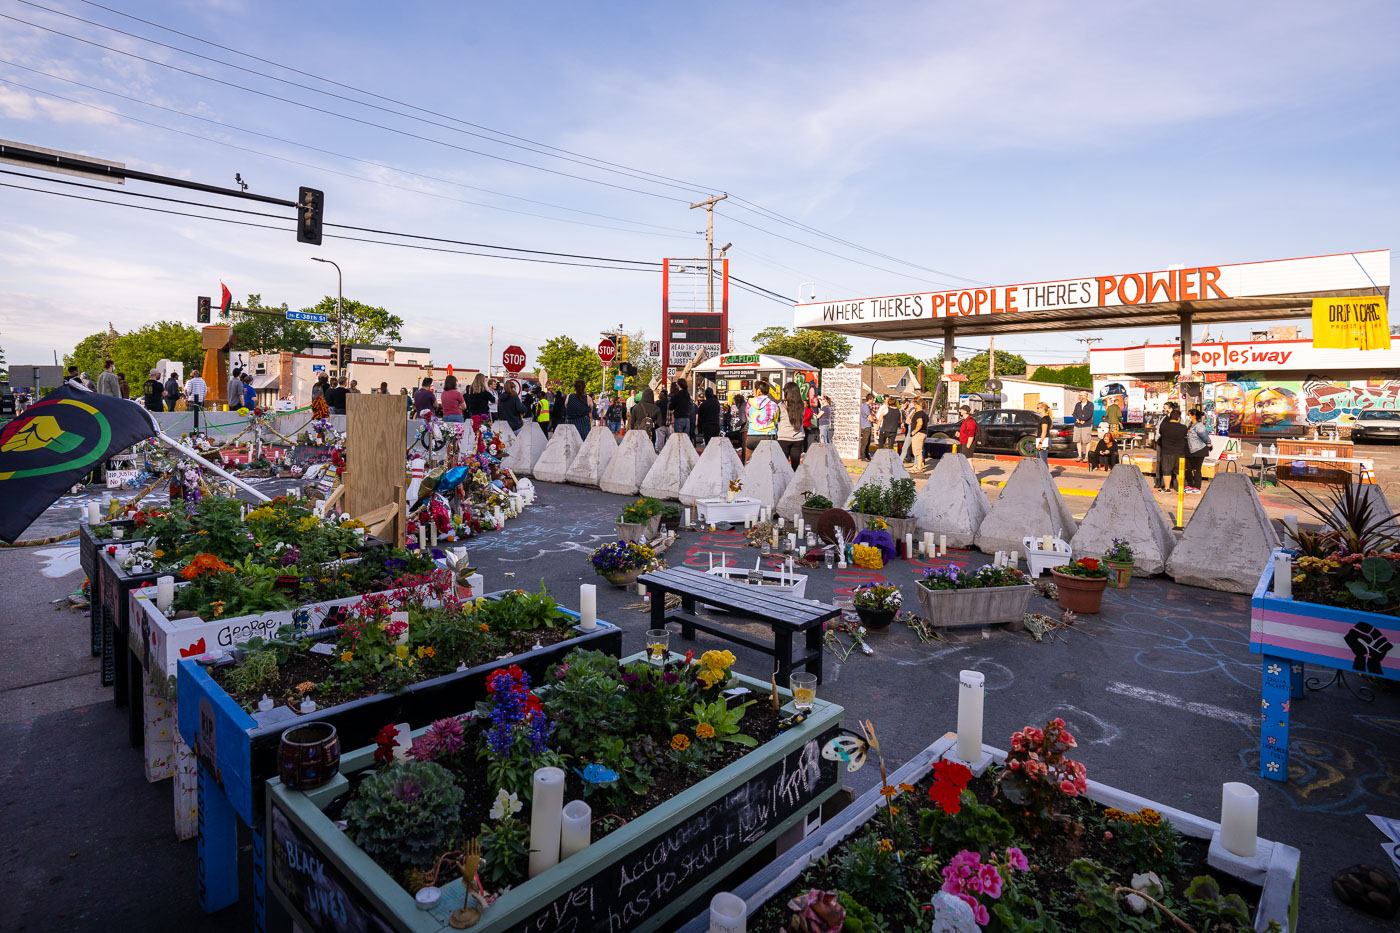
[1092,339,1400,374]
[669,342,721,365]
[821,367,863,460]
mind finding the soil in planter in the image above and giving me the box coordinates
[752,770,1261,932]
[210,627,584,711]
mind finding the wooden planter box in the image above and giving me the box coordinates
[1250,548,1399,783]
[914,581,1033,628]
[79,519,135,664]
[266,658,845,933]
[614,515,661,543]
[677,732,1301,933]
[179,606,624,919]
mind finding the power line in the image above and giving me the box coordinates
[0,11,694,203]
[0,69,694,237]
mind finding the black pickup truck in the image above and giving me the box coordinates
[924,408,1076,458]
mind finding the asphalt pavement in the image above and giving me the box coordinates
[2,478,1397,931]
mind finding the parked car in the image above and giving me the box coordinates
[924,408,1076,458]
[1349,410,1400,443]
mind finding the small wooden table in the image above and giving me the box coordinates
[639,566,838,683]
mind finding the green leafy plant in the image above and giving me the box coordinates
[852,582,902,612]
[1345,555,1397,607]
[803,492,833,510]
[1286,481,1400,555]
[619,497,665,524]
[917,790,1016,854]
[1103,537,1134,563]
[687,698,756,748]
[1183,875,1252,929]
[1053,557,1108,579]
[836,832,905,911]
[224,647,280,694]
[343,761,464,875]
[1097,807,1183,876]
[479,812,530,887]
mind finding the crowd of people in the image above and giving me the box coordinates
[67,361,209,414]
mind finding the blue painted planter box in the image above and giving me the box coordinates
[177,605,622,921]
[1250,548,1399,782]
[266,656,845,933]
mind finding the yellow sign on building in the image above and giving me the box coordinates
[1312,296,1390,350]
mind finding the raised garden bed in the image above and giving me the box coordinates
[915,563,1034,628]
[678,731,1301,932]
[267,654,845,933]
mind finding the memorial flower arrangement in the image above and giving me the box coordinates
[1282,483,1400,616]
[852,543,884,569]
[851,582,902,612]
[588,539,656,577]
[918,564,1028,591]
[763,716,1263,933]
[1052,557,1108,578]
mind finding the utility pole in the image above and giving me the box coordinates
[488,326,494,379]
[689,194,728,317]
[1076,336,1102,366]
[988,335,996,382]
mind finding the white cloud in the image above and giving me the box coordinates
[0,85,121,126]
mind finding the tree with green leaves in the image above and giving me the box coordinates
[231,294,316,354]
[752,327,851,370]
[862,351,923,370]
[302,297,404,345]
[537,335,603,394]
[64,321,203,383]
[954,350,1027,393]
[1029,364,1092,388]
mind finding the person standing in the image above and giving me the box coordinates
[1072,390,1095,463]
[348,379,361,394]
[412,376,436,418]
[957,405,978,459]
[465,374,491,418]
[440,374,465,422]
[497,382,524,431]
[117,371,130,399]
[777,382,805,469]
[241,373,256,410]
[228,368,246,410]
[1106,396,1123,435]
[1035,402,1053,464]
[907,402,930,472]
[533,389,552,435]
[858,394,876,461]
[670,379,693,439]
[627,387,660,440]
[565,379,593,440]
[141,369,164,411]
[324,376,347,415]
[96,360,121,398]
[606,394,626,436]
[1185,408,1211,493]
[729,393,748,458]
[817,395,834,445]
[550,386,565,437]
[698,388,721,443]
[164,370,181,410]
[64,365,84,389]
[312,373,329,401]
[746,380,779,460]
[1156,410,1188,491]
[185,370,208,411]
[877,397,900,449]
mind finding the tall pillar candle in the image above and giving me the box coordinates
[578,584,597,631]
[956,670,985,763]
[904,533,914,559]
[1273,554,1292,599]
[528,766,567,877]
[1282,514,1298,542]
[939,534,947,556]
[1219,782,1258,857]
[155,575,175,613]
[709,891,747,933]
[560,800,592,858]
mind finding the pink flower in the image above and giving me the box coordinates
[1005,847,1029,872]
[1059,779,1079,797]
[978,864,1004,898]
[1103,830,1114,842]
[1059,729,1077,748]
[1008,758,1021,771]
[1052,717,1065,728]
[1010,731,1025,751]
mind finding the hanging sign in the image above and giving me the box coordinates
[1311,297,1390,350]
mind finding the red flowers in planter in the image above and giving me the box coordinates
[929,759,973,814]
[996,717,1087,834]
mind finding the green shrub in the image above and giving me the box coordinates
[344,761,464,874]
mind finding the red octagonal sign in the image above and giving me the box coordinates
[597,338,617,365]
[501,345,527,374]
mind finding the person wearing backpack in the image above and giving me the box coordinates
[1185,408,1211,493]
[627,387,660,440]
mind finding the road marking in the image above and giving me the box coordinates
[981,479,1099,497]
[1106,682,1255,727]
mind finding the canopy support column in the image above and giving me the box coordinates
[941,324,956,420]
[1178,309,1200,412]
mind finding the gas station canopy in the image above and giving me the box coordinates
[793,250,1389,338]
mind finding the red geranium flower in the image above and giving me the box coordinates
[1080,557,1099,571]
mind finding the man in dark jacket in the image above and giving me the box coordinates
[1156,410,1188,491]
[412,377,436,417]
[164,372,181,409]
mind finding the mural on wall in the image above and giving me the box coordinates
[1095,375,1400,434]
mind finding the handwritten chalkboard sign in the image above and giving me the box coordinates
[292,444,334,466]
[515,728,839,933]
[270,804,395,933]
[821,367,863,460]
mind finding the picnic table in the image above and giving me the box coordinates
[638,566,838,683]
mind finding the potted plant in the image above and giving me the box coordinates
[615,497,663,543]
[656,501,683,533]
[915,563,1033,628]
[589,539,656,587]
[1103,537,1135,588]
[1052,557,1110,613]
[801,492,834,531]
[847,478,918,543]
[851,582,902,630]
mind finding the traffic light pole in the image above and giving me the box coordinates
[312,258,343,379]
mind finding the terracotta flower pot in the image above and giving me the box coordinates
[1051,570,1110,613]
[277,722,340,790]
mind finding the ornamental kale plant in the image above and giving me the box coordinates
[343,760,463,875]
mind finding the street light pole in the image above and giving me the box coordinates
[312,257,342,379]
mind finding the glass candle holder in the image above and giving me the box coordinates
[645,629,670,664]
[790,672,817,711]
[823,548,835,570]
[760,543,772,557]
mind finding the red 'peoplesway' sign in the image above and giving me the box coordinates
[596,338,616,365]
[502,346,527,374]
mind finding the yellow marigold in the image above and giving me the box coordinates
[695,723,716,739]
[478,623,490,633]
[670,734,690,751]
[898,782,916,793]
[417,646,436,659]
[1137,807,1162,826]
[153,549,165,559]
[879,784,898,798]
[877,838,893,853]
[340,650,354,662]
[395,645,409,659]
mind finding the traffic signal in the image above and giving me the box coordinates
[197,295,211,323]
[339,345,351,369]
[618,334,629,361]
[619,362,637,377]
[297,186,324,245]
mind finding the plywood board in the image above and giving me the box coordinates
[345,394,406,523]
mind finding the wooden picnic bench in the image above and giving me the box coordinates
[638,567,839,683]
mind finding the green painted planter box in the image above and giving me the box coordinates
[267,656,845,933]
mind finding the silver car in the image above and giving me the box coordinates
[1350,410,1400,442]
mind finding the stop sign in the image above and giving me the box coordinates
[501,345,526,374]
[597,338,616,365]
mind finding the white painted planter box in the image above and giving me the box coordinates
[678,731,1301,933]
[914,581,1033,628]
[696,496,763,524]
[706,566,809,599]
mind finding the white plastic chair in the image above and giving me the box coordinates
[1021,535,1072,577]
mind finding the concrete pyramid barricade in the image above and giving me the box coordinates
[565,427,617,487]
[600,430,659,496]
[1167,472,1279,593]
[501,421,548,477]
[1070,464,1176,575]
[910,453,989,549]
[532,424,584,484]
[975,457,1077,556]
[844,448,912,507]
[639,432,700,501]
[678,437,746,508]
[739,440,795,514]
[776,443,853,520]
[1325,484,1400,542]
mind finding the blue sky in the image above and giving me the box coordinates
[1,0,1397,372]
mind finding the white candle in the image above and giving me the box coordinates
[417,523,426,550]
[796,518,805,538]
[156,575,175,612]
[939,534,947,556]
[579,584,597,630]
[86,502,100,524]
[905,533,914,558]
[709,892,747,933]
[682,507,691,528]
[924,532,934,551]
[778,517,785,529]
[560,799,591,858]
[1010,550,1019,565]
[760,507,769,523]
[1274,554,1292,599]
[1042,534,1053,550]
[744,518,752,529]
[299,698,317,714]
[1282,514,1298,542]
[392,721,411,761]
[257,694,275,713]
[528,766,567,877]
[956,669,985,763]
[112,526,124,540]
[1219,782,1259,858]
[788,533,798,552]
[708,552,714,570]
